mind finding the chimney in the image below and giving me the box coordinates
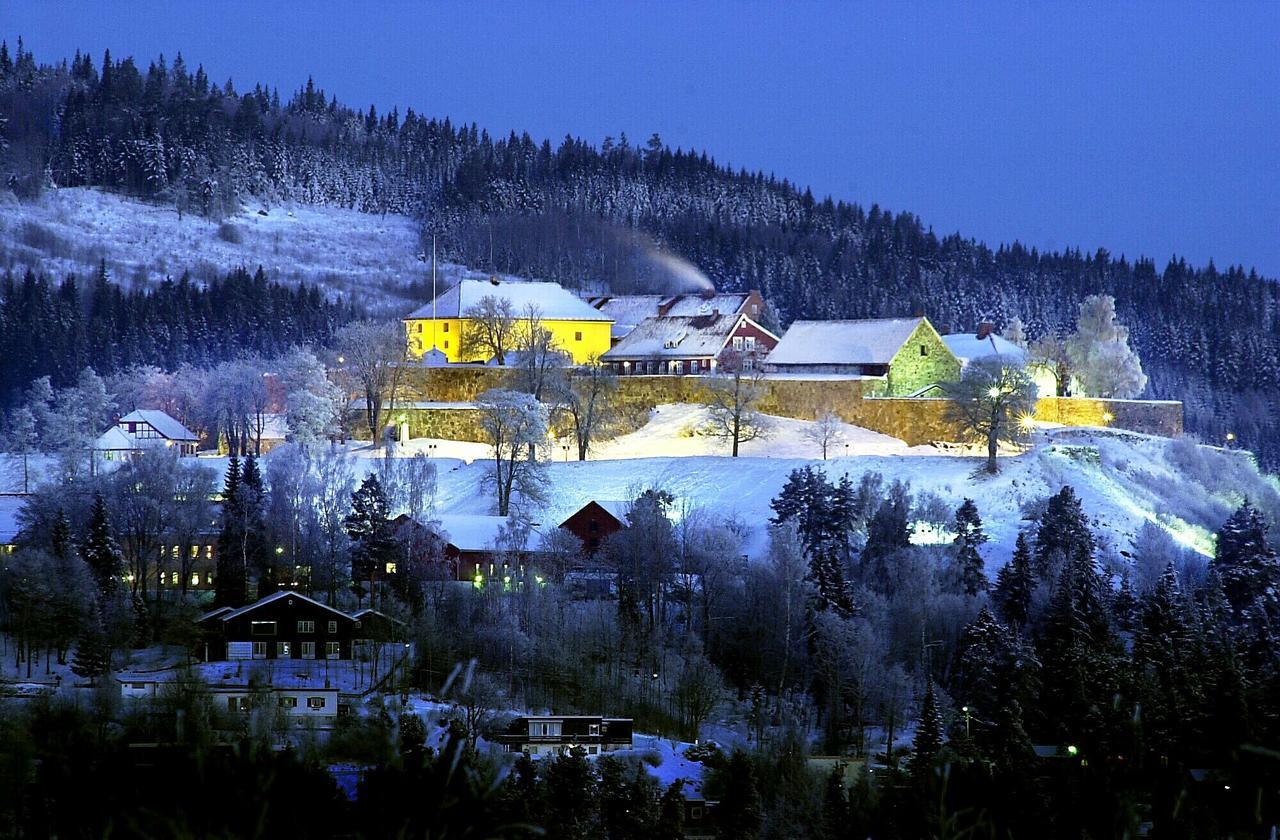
[976,321,995,340]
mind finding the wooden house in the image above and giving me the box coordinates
[197,591,359,662]
[558,500,629,555]
[600,312,779,376]
[496,715,634,757]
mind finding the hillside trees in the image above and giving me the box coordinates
[558,359,619,460]
[1067,294,1148,399]
[475,388,549,516]
[337,320,407,446]
[705,350,769,457]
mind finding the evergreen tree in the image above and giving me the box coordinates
[656,780,686,840]
[716,750,762,840]
[1113,572,1138,632]
[1133,563,1196,750]
[214,455,248,606]
[238,454,272,589]
[542,746,598,840]
[1211,501,1277,620]
[953,498,988,596]
[70,616,111,685]
[345,473,397,607]
[993,532,1034,629]
[820,767,850,840]
[80,494,123,600]
[1035,486,1094,582]
[910,679,945,781]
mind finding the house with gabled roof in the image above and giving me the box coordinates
[93,409,201,459]
[767,316,961,396]
[197,590,360,663]
[403,278,613,364]
[559,500,630,555]
[587,289,767,343]
[600,312,779,376]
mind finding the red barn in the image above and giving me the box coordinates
[559,500,629,555]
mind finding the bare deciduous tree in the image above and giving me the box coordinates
[511,304,566,401]
[803,410,845,460]
[559,357,620,460]
[459,295,516,365]
[336,321,408,446]
[944,357,1038,474]
[705,351,769,457]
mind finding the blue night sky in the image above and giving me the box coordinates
[9,2,1279,275]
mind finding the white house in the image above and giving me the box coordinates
[93,409,200,460]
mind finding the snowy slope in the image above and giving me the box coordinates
[0,187,510,314]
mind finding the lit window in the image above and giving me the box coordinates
[251,621,277,636]
[298,620,315,634]
[279,696,298,708]
[308,696,327,709]
[277,641,291,658]
[385,562,397,575]
[190,572,200,586]
[171,571,179,585]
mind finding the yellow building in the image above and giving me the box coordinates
[404,279,614,365]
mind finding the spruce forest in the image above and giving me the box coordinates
[1,42,1277,466]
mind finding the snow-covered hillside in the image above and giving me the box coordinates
[0,187,509,313]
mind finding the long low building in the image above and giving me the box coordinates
[600,312,779,375]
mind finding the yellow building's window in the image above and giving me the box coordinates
[575,331,583,341]
[443,322,450,333]
[416,323,423,333]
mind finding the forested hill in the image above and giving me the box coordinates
[1,42,1278,467]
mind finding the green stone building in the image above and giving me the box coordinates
[766,316,962,396]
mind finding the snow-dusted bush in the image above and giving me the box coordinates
[217,221,244,244]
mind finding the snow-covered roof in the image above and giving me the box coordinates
[601,313,745,360]
[94,426,141,451]
[432,514,541,552]
[560,499,630,527]
[119,409,198,442]
[942,333,1029,366]
[588,292,753,339]
[217,590,355,623]
[405,279,611,322]
[0,496,23,544]
[768,317,926,366]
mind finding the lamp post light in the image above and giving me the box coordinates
[961,705,973,739]
[562,443,570,462]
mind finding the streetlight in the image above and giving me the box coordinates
[961,705,973,739]
[562,443,570,462]
[987,386,1002,399]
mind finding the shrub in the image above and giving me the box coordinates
[217,222,244,244]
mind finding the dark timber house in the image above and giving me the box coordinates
[496,715,634,757]
[197,591,359,662]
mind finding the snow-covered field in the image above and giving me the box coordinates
[5,405,1273,576]
[0,187,504,313]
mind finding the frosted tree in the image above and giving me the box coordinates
[1002,317,1028,349]
[511,304,565,401]
[944,357,1037,474]
[475,389,550,516]
[803,410,845,460]
[4,406,37,492]
[337,320,408,446]
[1028,331,1073,397]
[1067,295,1148,398]
[276,347,343,447]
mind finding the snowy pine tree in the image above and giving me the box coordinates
[953,498,989,596]
[993,532,1035,629]
[80,493,123,600]
[1211,501,1278,620]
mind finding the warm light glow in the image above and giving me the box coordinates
[275,546,284,555]
[1018,414,1036,430]
[986,386,1001,399]
[337,355,345,364]
[1101,411,1114,423]
[1066,745,1078,756]
[1225,432,1236,442]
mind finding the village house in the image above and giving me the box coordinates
[767,316,961,396]
[495,715,634,757]
[403,278,613,365]
[92,409,200,461]
[942,322,1062,396]
[119,674,344,727]
[558,499,629,555]
[600,311,780,375]
[587,289,768,344]
[430,514,545,585]
[196,591,360,663]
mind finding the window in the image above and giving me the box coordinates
[205,571,214,585]
[131,682,147,689]
[190,572,200,587]
[416,323,423,333]
[732,336,744,351]
[252,641,267,659]
[691,806,704,820]
[251,621,277,636]
[385,561,397,574]
[279,696,298,708]
[920,344,928,356]
[301,642,315,659]
[170,571,179,586]
[228,697,246,713]
[307,696,327,709]
[443,322,449,333]
[297,620,315,634]
[277,641,291,658]
[575,331,583,341]
[589,724,600,736]
[326,642,340,659]
[444,340,449,348]
[327,621,338,634]
[745,336,756,350]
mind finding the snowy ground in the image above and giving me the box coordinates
[4,406,1272,575]
[0,187,508,313]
